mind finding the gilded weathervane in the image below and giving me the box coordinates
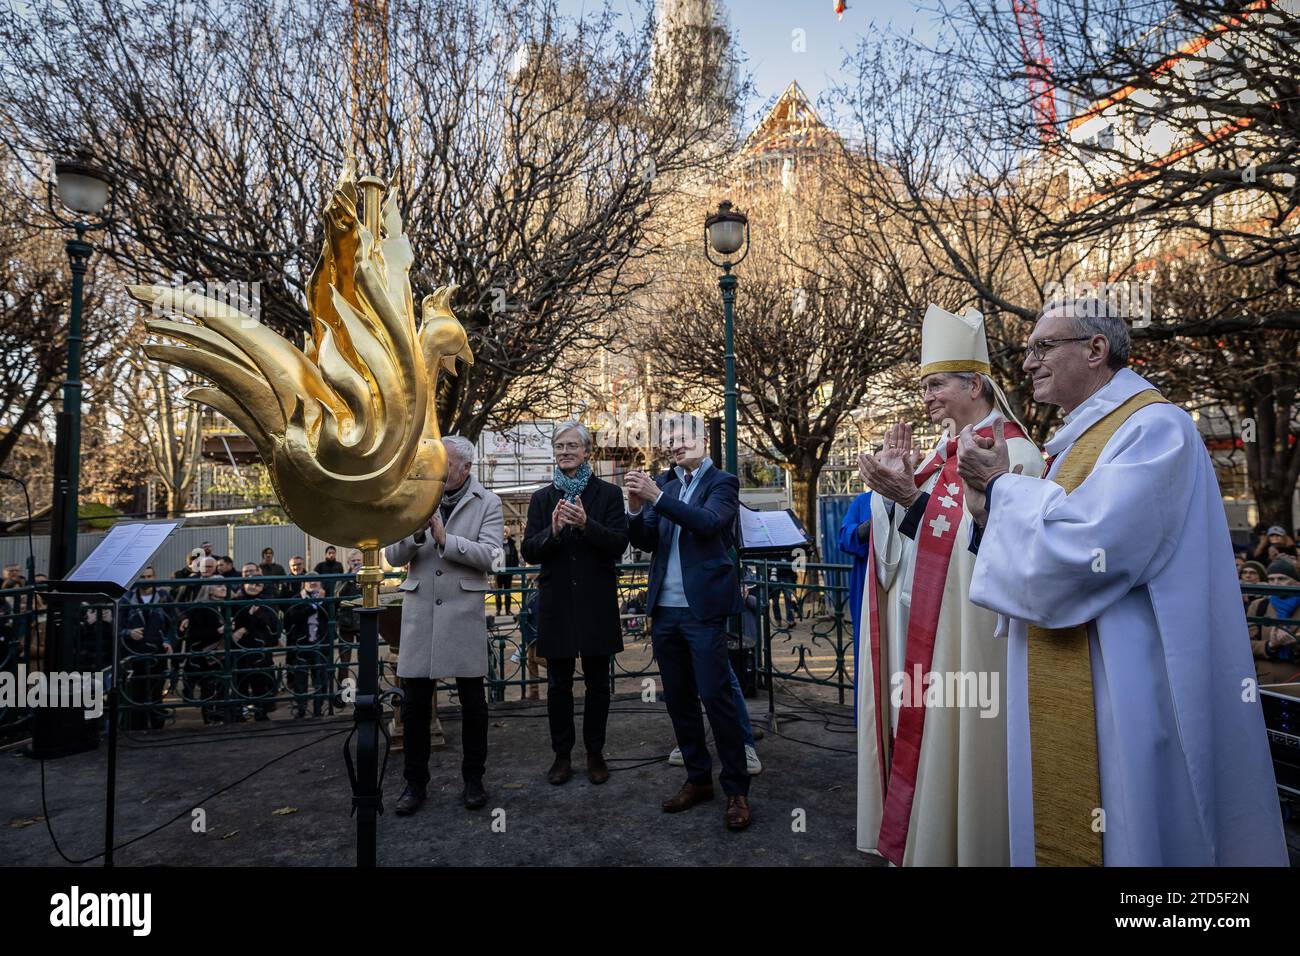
[129,157,472,570]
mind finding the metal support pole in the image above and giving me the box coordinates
[32,229,95,759]
[105,596,122,866]
[719,269,743,657]
[719,269,738,477]
[347,547,385,867]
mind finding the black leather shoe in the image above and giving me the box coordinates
[394,783,426,816]
[462,778,487,810]
[547,753,572,785]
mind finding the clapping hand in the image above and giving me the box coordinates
[557,497,587,530]
[955,418,1022,526]
[624,471,659,511]
[428,511,447,547]
[955,418,1012,493]
[859,422,922,506]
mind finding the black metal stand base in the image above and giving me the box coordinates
[344,606,386,867]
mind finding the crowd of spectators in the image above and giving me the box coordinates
[1238,524,1299,686]
[102,546,360,727]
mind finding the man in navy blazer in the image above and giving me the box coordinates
[626,427,752,830]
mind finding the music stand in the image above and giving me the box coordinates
[42,518,184,866]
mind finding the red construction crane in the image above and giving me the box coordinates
[1011,0,1058,145]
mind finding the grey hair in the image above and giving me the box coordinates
[552,421,592,452]
[1041,297,1130,370]
[951,372,996,404]
[441,434,477,464]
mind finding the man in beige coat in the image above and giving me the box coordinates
[384,435,504,813]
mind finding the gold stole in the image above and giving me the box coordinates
[1027,389,1169,866]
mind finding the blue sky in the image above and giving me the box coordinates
[557,1,945,122]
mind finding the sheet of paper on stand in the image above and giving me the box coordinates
[738,505,809,551]
[66,519,184,592]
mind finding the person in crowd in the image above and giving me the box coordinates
[1239,559,1267,613]
[0,564,27,651]
[258,547,287,597]
[1246,558,1300,686]
[283,579,330,719]
[314,546,345,597]
[1252,525,1294,562]
[385,435,504,814]
[235,556,260,595]
[522,422,629,787]
[217,555,240,580]
[625,417,754,830]
[201,541,214,558]
[836,489,873,723]
[231,569,281,721]
[178,581,230,724]
[178,554,218,603]
[769,559,801,627]
[286,555,308,600]
[172,547,204,591]
[332,550,363,707]
[118,565,174,730]
[494,527,520,616]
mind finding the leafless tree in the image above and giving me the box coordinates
[0,0,744,443]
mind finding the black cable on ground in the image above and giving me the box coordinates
[119,715,355,749]
[39,726,348,865]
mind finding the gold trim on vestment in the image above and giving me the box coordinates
[918,359,991,377]
[1027,389,1169,867]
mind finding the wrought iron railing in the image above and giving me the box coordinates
[3,566,1294,735]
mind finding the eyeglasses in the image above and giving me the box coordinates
[553,441,584,452]
[918,376,953,399]
[1025,336,1090,361]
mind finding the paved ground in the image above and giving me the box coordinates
[0,689,876,867]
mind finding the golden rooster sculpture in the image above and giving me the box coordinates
[129,157,472,597]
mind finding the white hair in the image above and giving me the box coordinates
[553,420,593,451]
[950,371,996,403]
[441,434,477,464]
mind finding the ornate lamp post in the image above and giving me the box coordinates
[703,200,749,475]
[30,149,114,759]
[46,149,114,583]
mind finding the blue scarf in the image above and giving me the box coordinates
[552,461,592,502]
[1269,593,1300,619]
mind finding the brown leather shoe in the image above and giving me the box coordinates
[586,752,610,785]
[725,795,751,830]
[662,781,714,813]
[547,753,572,785]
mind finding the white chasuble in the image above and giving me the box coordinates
[970,368,1288,866]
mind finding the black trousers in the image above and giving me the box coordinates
[494,575,513,614]
[288,645,327,716]
[123,654,167,730]
[403,676,488,787]
[546,655,612,755]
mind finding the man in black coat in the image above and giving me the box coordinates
[283,580,331,718]
[118,566,174,730]
[522,422,629,786]
[313,546,345,597]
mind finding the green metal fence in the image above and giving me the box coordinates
[3,566,1296,734]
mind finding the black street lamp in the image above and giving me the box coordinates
[31,148,114,759]
[703,199,749,476]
